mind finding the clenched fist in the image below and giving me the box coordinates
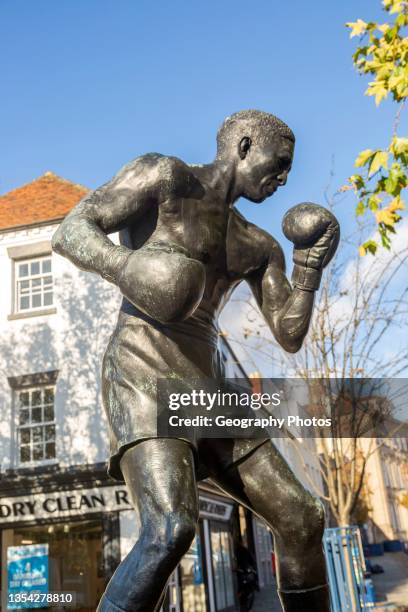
[282,203,340,291]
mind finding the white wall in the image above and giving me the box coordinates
[0,222,121,472]
[119,509,140,560]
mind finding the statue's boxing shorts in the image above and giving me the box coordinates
[102,303,266,481]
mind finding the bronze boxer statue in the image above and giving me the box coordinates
[52,110,339,611]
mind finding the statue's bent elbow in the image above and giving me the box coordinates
[51,225,66,256]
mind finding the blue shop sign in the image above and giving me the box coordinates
[7,544,49,609]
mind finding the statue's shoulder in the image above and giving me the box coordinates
[229,209,285,271]
[119,154,203,200]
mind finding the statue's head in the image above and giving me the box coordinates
[216,110,295,203]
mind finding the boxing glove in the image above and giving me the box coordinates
[115,241,206,324]
[282,203,340,291]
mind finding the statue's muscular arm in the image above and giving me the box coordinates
[247,229,315,354]
[52,155,189,283]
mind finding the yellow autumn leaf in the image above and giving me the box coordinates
[366,80,389,105]
[390,1,404,14]
[383,0,406,13]
[388,196,405,212]
[388,73,404,90]
[369,150,389,176]
[355,149,375,167]
[391,136,408,155]
[359,245,367,257]
[347,19,368,38]
[375,208,397,225]
[376,64,394,80]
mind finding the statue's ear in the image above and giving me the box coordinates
[238,137,252,160]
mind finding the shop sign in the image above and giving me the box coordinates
[199,496,233,521]
[0,486,131,524]
[0,487,234,525]
[7,544,48,609]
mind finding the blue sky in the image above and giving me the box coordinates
[1,0,405,248]
[1,1,407,385]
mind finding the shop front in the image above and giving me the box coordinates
[0,470,244,611]
[0,474,126,611]
[3,519,105,610]
[166,492,238,612]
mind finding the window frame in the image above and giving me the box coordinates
[15,383,57,467]
[7,242,56,320]
[14,254,54,315]
[8,371,59,469]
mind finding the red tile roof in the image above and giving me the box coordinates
[0,172,88,231]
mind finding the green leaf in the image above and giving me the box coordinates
[352,46,369,62]
[380,229,391,249]
[384,25,398,42]
[350,174,365,189]
[395,13,408,27]
[384,163,406,194]
[362,239,378,255]
[368,194,382,210]
[356,200,366,215]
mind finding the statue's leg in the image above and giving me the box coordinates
[209,440,329,612]
[97,438,198,612]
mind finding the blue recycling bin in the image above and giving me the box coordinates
[383,539,402,552]
[366,542,384,556]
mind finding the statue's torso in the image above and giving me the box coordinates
[119,156,278,326]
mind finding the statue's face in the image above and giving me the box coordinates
[239,136,294,203]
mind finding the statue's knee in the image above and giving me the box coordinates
[299,497,325,547]
[275,493,325,548]
[166,513,197,556]
[142,511,196,560]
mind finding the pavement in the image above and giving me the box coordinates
[244,553,408,611]
[251,580,282,612]
[370,552,408,610]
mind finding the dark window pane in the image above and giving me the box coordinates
[19,280,29,291]
[45,425,55,441]
[32,407,42,423]
[44,388,54,404]
[45,442,56,459]
[30,261,40,275]
[20,429,30,444]
[42,259,51,273]
[32,426,43,443]
[32,278,41,288]
[32,390,41,406]
[44,405,54,421]
[33,445,43,460]
[43,275,52,286]
[18,264,29,277]
[20,446,30,462]
[19,409,29,425]
[19,392,29,407]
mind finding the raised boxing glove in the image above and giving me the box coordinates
[282,203,340,291]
